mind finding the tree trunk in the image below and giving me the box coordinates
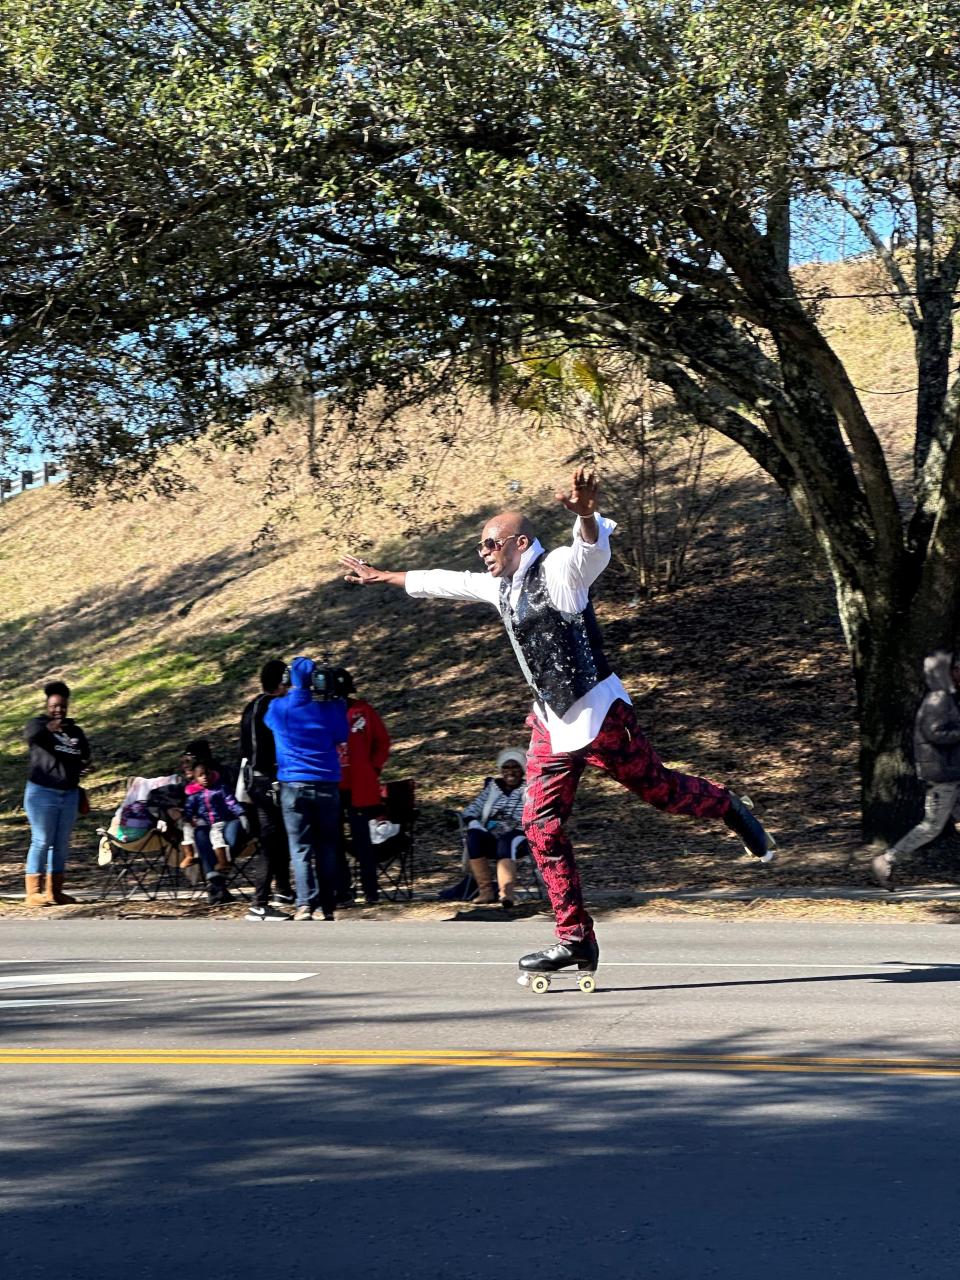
[818,522,928,843]
[850,614,924,843]
[914,292,954,476]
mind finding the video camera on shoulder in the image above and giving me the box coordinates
[310,665,351,699]
[281,661,351,700]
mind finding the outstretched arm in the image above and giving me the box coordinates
[341,556,408,588]
[342,554,500,607]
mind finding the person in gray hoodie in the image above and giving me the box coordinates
[873,650,960,888]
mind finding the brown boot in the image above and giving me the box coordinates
[468,857,497,904]
[45,873,77,905]
[24,873,48,908]
[497,858,517,909]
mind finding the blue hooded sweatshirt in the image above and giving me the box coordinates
[265,657,349,784]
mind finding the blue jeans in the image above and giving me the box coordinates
[279,782,339,914]
[193,819,243,877]
[24,781,79,874]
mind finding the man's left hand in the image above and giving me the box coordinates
[556,466,599,520]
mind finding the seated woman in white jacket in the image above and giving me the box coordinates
[462,748,528,908]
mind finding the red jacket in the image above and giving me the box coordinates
[338,698,391,807]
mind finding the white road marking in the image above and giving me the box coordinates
[0,998,143,1009]
[0,960,942,970]
[0,971,318,991]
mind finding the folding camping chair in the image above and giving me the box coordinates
[96,774,184,901]
[222,836,260,900]
[97,773,259,902]
[98,826,188,901]
[345,778,416,901]
[445,810,546,903]
[99,826,261,902]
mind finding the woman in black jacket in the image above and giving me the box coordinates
[23,680,90,906]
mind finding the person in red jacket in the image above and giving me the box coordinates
[336,669,391,904]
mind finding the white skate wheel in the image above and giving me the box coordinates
[531,975,550,994]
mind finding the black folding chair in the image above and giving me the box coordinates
[97,827,189,901]
[345,779,416,901]
[223,836,260,900]
[98,824,259,902]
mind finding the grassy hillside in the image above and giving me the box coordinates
[0,259,938,898]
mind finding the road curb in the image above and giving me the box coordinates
[4,886,960,906]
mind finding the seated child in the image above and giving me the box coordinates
[182,761,246,875]
[461,748,528,908]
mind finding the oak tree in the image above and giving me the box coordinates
[4,0,960,835]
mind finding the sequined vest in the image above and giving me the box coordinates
[498,553,611,716]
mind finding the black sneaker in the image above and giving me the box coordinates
[725,793,776,861]
[270,892,295,906]
[246,904,292,922]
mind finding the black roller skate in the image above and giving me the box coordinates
[725,793,776,862]
[517,937,599,995]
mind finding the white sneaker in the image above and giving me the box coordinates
[871,851,895,890]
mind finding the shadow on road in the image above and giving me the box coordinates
[2,1041,957,1280]
[611,960,960,993]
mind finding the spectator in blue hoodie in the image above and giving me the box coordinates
[266,657,349,920]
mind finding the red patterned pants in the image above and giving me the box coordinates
[523,699,732,942]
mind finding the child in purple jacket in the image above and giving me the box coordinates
[183,762,246,875]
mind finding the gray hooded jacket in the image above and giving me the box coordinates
[913,651,960,783]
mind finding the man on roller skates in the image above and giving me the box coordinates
[341,468,775,985]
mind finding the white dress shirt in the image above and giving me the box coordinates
[405,514,631,752]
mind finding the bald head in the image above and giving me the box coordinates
[478,510,535,578]
[485,510,535,542]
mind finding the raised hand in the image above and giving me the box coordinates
[555,467,599,519]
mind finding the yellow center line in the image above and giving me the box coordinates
[1,1048,959,1076]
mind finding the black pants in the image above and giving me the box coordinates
[249,779,292,907]
[338,793,381,904]
[465,827,529,861]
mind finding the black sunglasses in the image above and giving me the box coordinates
[476,534,519,558]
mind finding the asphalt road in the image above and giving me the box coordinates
[3,917,960,1279]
